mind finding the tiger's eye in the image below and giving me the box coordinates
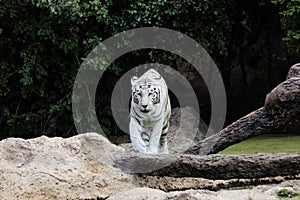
[133,95,139,103]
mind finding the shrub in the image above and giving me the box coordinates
[0,0,232,138]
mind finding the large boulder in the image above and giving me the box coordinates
[0,133,137,199]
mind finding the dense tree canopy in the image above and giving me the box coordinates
[0,0,299,139]
[271,0,300,52]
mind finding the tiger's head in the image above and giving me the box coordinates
[131,79,161,113]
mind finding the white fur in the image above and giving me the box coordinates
[130,69,171,154]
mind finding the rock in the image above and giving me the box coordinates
[107,187,167,200]
[215,189,278,200]
[265,186,295,196]
[167,107,209,153]
[281,180,300,191]
[167,181,300,200]
[0,133,138,200]
[107,180,300,200]
[168,190,217,200]
[0,132,299,199]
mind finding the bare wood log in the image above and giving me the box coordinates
[113,64,300,180]
[154,153,300,179]
[184,64,300,155]
[287,63,300,79]
[114,152,300,180]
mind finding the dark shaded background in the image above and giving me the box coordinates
[0,0,299,139]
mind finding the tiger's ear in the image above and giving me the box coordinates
[131,76,138,85]
[148,69,162,80]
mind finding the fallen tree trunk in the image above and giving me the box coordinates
[114,64,300,180]
[114,64,300,179]
[114,152,300,180]
[185,64,300,155]
[154,153,300,179]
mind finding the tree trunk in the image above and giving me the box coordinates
[114,64,300,180]
[185,64,300,155]
[154,153,300,179]
[114,152,300,180]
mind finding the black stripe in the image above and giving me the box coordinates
[162,122,169,130]
[161,132,167,137]
[133,108,142,118]
[131,113,141,126]
[160,136,167,144]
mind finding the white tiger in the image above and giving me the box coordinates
[130,69,171,154]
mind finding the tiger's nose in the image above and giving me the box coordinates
[142,104,148,109]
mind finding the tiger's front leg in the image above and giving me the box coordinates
[129,117,147,153]
[159,121,169,154]
[147,119,164,153]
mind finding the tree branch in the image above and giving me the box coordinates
[185,64,300,155]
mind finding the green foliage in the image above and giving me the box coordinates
[0,0,111,138]
[108,0,232,55]
[0,0,233,138]
[271,0,300,52]
[277,188,300,199]
[2,0,297,139]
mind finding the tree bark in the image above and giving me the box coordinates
[151,153,300,179]
[114,152,300,180]
[185,64,300,155]
[114,64,300,180]
[156,153,300,179]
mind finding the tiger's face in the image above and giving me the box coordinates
[132,81,160,113]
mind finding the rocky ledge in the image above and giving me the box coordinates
[0,132,299,200]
